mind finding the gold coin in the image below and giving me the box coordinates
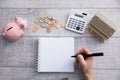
[34,19,40,24]
[43,14,48,19]
[60,22,66,28]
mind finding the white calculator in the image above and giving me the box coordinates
[66,10,89,33]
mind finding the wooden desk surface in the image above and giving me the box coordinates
[0,0,120,80]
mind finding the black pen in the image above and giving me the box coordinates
[71,52,104,59]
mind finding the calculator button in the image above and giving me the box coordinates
[68,22,71,23]
[80,22,83,24]
[75,20,78,22]
[74,23,77,25]
[72,21,75,23]
[80,29,83,31]
[67,24,69,26]
[81,26,83,28]
[82,23,85,25]
[74,27,76,29]
[73,27,76,28]
[73,27,75,29]
[67,26,70,27]
[76,27,80,30]
[81,24,83,26]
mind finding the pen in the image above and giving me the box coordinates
[71,52,104,59]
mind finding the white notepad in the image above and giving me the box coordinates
[38,37,75,72]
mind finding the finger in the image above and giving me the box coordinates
[75,58,78,63]
[82,48,91,54]
[86,56,94,62]
[77,55,86,66]
[76,48,84,55]
[76,48,90,55]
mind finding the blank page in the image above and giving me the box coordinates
[38,37,74,72]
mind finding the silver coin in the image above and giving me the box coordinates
[40,23,47,28]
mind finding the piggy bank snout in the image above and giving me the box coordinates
[2,33,5,36]
[2,26,24,41]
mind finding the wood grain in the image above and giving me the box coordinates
[0,0,120,9]
[0,37,120,69]
[0,9,120,37]
[0,0,120,80]
[0,67,119,80]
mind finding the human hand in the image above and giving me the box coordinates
[76,48,94,80]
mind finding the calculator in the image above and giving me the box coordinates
[65,10,89,33]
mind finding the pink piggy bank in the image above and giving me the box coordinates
[2,16,27,41]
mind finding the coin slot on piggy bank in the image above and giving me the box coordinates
[7,27,13,31]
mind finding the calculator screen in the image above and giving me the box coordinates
[75,14,83,18]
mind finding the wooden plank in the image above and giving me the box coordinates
[0,0,120,8]
[0,67,119,80]
[0,37,120,69]
[0,9,120,37]
[0,37,37,68]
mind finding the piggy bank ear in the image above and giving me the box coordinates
[15,16,19,21]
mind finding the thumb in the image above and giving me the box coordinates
[77,55,86,66]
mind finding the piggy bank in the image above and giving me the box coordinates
[2,16,27,41]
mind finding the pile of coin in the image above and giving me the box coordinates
[33,14,60,33]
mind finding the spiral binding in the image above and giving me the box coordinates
[37,38,41,72]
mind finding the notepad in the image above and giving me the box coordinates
[38,37,74,72]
